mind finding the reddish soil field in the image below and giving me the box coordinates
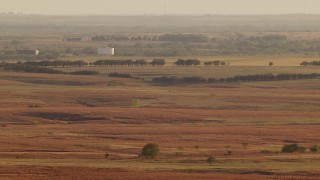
[0,166,318,180]
[0,72,320,179]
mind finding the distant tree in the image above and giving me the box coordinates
[281,144,306,153]
[203,61,213,66]
[310,145,320,153]
[150,59,166,66]
[269,62,274,67]
[206,156,216,166]
[300,61,310,66]
[105,153,110,159]
[141,143,160,159]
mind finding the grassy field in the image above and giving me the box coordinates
[0,67,320,179]
[1,14,320,179]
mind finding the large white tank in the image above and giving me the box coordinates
[98,47,115,55]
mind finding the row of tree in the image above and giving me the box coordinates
[174,59,229,67]
[22,60,88,67]
[300,61,320,67]
[91,35,159,41]
[91,34,208,43]
[153,73,320,84]
[174,59,201,66]
[1,63,64,74]
[92,59,165,67]
[203,61,229,66]
[0,63,100,75]
[4,59,232,68]
[11,59,166,68]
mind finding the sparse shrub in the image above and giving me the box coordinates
[224,145,232,155]
[47,132,54,136]
[141,143,160,159]
[242,143,248,149]
[224,150,232,155]
[70,70,99,75]
[269,62,274,67]
[309,145,320,153]
[132,99,141,108]
[281,144,306,153]
[152,76,178,84]
[195,145,199,150]
[261,150,272,154]
[206,156,216,166]
[109,72,133,78]
[31,120,39,125]
[298,146,307,153]
[28,104,41,108]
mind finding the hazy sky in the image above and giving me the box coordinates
[1,0,319,15]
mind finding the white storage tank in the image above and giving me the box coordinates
[98,47,115,56]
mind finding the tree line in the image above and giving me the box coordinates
[23,60,88,67]
[92,59,165,67]
[90,34,208,43]
[300,61,320,67]
[0,63,98,75]
[174,59,228,67]
[7,59,165,68]
[153,73,320,84]
[1,59,230,68]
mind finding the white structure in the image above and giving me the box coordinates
[98,47,115,56]
[17,49,40,56]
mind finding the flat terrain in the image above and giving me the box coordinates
[0,67,320,179]
[1,14,320,179]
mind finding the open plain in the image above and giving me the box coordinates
[0,14,320,179]
[0,66,320,179]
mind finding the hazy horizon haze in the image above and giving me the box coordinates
[1,0,320,15]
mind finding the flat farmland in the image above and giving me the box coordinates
[57,65,320,81]
[0,69,320,179]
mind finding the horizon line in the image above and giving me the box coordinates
[1,12,320,16]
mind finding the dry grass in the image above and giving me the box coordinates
[0,70,320,179]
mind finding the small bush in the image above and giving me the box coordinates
[70,70,99,75]
[28,104,41,108]
[261,150,272,154]
[31,120,40,125]
[132,99,141,108]
[109,72,133,78]
[281,144,306,153]
[310,145,320,153]
[174,152,183,157]
[206,156,216,166]
[224,150,232,155]
[141,143,160,159]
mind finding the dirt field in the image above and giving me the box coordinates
[0,69,319,179]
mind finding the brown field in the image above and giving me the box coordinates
[2,14,320,179]
[0,67,320,180]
